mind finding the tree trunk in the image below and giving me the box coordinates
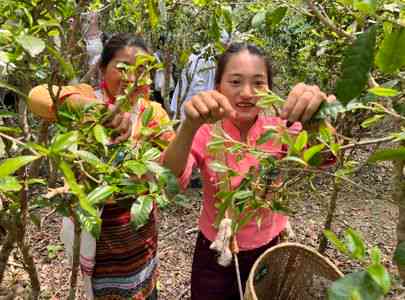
[0,232,15,284]
[29,120,50,178]
[18,97,30,140]
[15,169,40,298]
[319,179,340,254]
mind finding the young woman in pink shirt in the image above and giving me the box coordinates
[163,43,335,299]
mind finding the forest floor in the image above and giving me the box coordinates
[1,122,405,299]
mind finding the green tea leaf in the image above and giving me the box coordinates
[130,195,153,230]
[281,156,308,166]
[376,27,405,74]
[143,147,161,161]
[50,131,79,154]
[0,155,39,177]
[124,160,148,177]
[142,106,154,127]
[59,160,97,217]
[303,144,325,162]
[222,7,233,34]
[252,11,266,28]
[0,80,28,100]
[257,129,275,145]
[368,147,405,162]
[328,271,384,300]
[47,46,75,80]
[147,0,159,29]
[393,241,405,266]
[207,137,225,151]
[361,115,384,128]
[368,87,399,97]
[293,131,308,153]
[74,150,106,169]
[93,124,109,153]
[354,0,377,14]
[336,25,377,104]
[209,161,230,173]
[87,185,118,205]
[366,264,390,294]
[0,126,22,134]
[233,190,253,200]
[16,34,45,57]
[314,100,346,121]
[265,6,287,32]
[0,176,21,192]
[370,247,381,265]
[345,228,366,260]
[145,161,165,174]
[324,230,348,254]
[210,14,221,41]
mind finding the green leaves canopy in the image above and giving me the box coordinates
[335,26,377,104]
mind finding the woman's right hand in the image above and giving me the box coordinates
[183,90,236,130]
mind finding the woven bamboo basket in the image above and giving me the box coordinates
[244,242,343,300]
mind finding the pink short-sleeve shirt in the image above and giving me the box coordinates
[178,115,302,251]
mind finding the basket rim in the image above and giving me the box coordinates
[245,242,344,300]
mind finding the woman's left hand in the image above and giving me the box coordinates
[107,110,132,143]
[280,83,336,124]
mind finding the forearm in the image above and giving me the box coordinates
[163,120,199,177]
[65,94,102,108]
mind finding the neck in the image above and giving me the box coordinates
[230,116,257,142]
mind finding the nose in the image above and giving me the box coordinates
[126,72,136,83]
[240,83,254,99]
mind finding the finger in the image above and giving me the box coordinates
[116,113,131,133]
[326,94,336,103]
[200,92,222,122]
[184,101,202,121]
[211,91,236,118]
[300,86,324,123]
[281,83,306,119]
[289,90,312,122]
[192,95,211,119]
[113,129,132,144]
[301,98,322,123]
[109,113,122,128]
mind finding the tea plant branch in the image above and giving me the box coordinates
[306,0,353,41]
[278,166,377,196]
[0,132,40,156]
[15,168,40,299]
[332,136,396,151]
[306,0,381,88]
[78,161,102,184]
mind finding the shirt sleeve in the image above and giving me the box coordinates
[177,125,210,190]
[27,84,96,121]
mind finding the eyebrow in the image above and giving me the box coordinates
[228,73,266,78]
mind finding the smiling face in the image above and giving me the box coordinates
[101,46,148,98]
[217,49,269,127]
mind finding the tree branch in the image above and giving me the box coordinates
[306,0,354,41]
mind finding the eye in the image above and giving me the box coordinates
[229,80,241,85]
[255,81,266,86]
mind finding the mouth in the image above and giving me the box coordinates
[236,102,255,109]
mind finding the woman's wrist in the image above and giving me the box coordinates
[180,118,201,136]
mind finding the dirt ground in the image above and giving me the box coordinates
[1,145,405,299]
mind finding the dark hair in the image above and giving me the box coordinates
[99,33,149,69]
[215,43,273,89]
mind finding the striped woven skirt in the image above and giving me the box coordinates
[92,203,158,300]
